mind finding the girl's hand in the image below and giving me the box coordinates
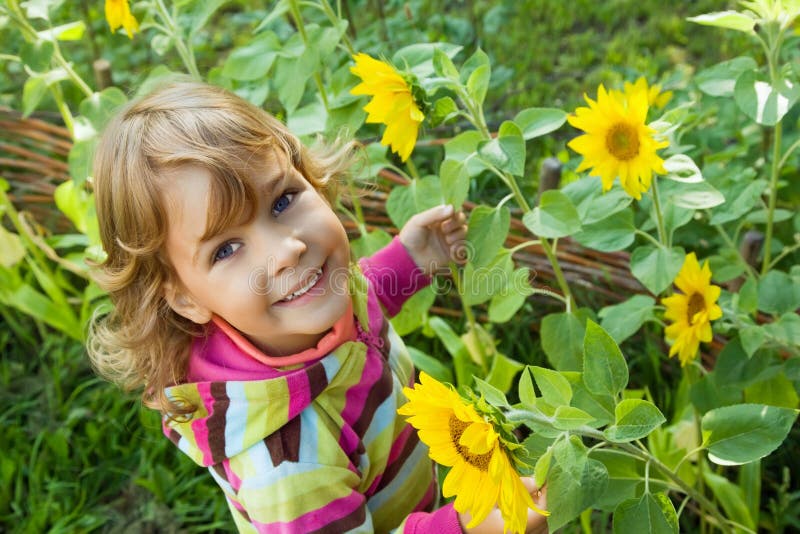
[458,478,548,534]
[399,204,468,276]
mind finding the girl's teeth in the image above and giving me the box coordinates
[282,269,322,301]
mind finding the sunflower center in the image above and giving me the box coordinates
[449,415,492,472]
[605,123,640,161]
[687,292,706,324]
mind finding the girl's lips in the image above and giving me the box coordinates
[273,265,326,307]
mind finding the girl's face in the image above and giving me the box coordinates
[161,150,352,356]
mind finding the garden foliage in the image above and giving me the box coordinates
[1,0,799,532]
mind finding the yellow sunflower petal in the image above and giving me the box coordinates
[350,53,423,161]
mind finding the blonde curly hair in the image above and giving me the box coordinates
[87,80,356,416]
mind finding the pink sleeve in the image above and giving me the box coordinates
[358,236,431,317]
[403,502,462,533]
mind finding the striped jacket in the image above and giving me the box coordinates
[162,238,461,533]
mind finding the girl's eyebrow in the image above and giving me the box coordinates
[190,171,288,267]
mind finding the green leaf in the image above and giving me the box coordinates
[432,47,459,79]
[392,42,462,78]
[474,376,510,408]
[630,246,686,295]
[523,190,581,238]
[22,75,48,117]
[591,450,650,510]
[702,404,798,465]
[667,181,725,209]
[287,99,328,136]
[541,311,585,371]
[613,493,679,534]
[519,367,537,408]
[444,131,488,176]
[428,316,475,387]
[598,295,656,344]
[485,352,525,394]
[662,154,702,183]
[708,179,767,225]
[459,48,490,84]
[461,249,513,306]
[583,320,629,397]
[477,121,525,176]
[439,159,470,209]
[604,399,666,443]
[534,447,553,486]
[222,31,280,81]
[763,312,800,350]
[531,366,572,407]
[386,175,444,229]
[734,70,800,126]
[0,226,24,268]
[744,372,800,409]
[36,20,85,41]
[466,205,510,268]
[429,96,459,126]
[562,176,633,225]
[19,40,54,72]
[408,346,453,384]
[513,107,567,140]
[552,406,595,430]
[703,471,755,530]
[574,209,634,252]
[350,229,392,260]
[547,453,609,531]
[466,64,490,106]
[687,11,757,34]
[79,88,128,132]
[695,56,758,97]
[488,267,532,323]
[758,270,800,315]
[67,139,96,187]
[391,285,435,336]
[185,0,227,35]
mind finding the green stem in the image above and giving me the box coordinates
[713,224,758,279]
[154,0,201,79]
[316,0,355,55]
[49,81,74,134]
[635,229,663,248]
[405,157,421,180]
[767,240,800,271]
[508,239,541,255]
[289,0,329,111]
[650,178,668,247]
[762,120,782,274]
[450,263,487,368]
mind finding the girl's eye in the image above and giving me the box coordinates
[212,242,241,263]
[272,192,295,215]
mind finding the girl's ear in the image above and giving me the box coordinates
[163,280,212,324]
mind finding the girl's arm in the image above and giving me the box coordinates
[359,205,467,317]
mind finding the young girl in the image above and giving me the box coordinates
[88,81,546,533]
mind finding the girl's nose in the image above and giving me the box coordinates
[270,233,307,275]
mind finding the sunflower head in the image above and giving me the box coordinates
[350,53,425,162]
[398,373,548,532]
[661,253,723,366]
[567,84,669,199]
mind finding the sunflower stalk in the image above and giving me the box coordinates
[289,0,329,111]
[153,0,201,80]
[457,87,577,311]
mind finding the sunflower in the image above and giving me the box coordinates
[567,84,669,200]
[662,253,723,366]
[350,53,424,162]
[105,0,139,38]
[614,77,673,110]
[398,372,548,533]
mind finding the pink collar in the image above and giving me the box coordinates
[209,302,357,367]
